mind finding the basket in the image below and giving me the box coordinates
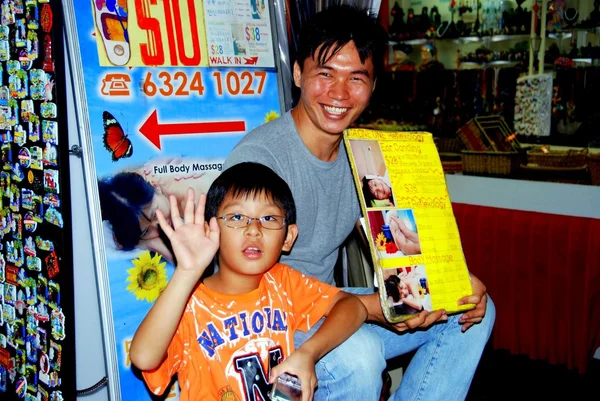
[457,116,521,152]
[526,146,588,168]
[588,153,600,186]
[461,150,521,177]
[434,137,465,153]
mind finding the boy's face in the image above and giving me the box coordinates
[216,192,298,278]
[293,41,375,137]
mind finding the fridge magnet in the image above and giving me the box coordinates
[43,206,62,228]
[15,19,26,47]
[1,1,16,25]
[28,117,40,141]
[0,24,8,40]
[0,208,12,235]
[43,77,54,102]
[0,103,16,130]
[36,275,47,304]
[41,34,54,72]
[30,82,44,100]
[42,120,57,144]
[7,60,21,76]
[16,288,26,315]
[50,309,64,341]
[0,366,6,392]
[50,391,63,401]
[4,282,17,306]
[40,4,51,32]
[24,237,35,256]
[43,169,58,192]
[18,148,30,169]
[0,39,9,61]
[26,256,40,272]
[1,144,12,170]
[37,326,47,353]
[42,142,56,166]
[35,302,48,324]
[42,193,58,207]
[30,146,42,170]
[32,194,42,220]
[9,71,28,99]
[15,376,27,398]
[45,250,58,278]
[0,253,4,282]
[7,239,24,266]
[20,99,34,121]
[26,29,38,62]
[40,101,56,118]
[13,124,27,147]
[25,0,36,6]
[21,188,33,209]
[24,277,35,305]
[24,363,37,393]
[10,183,21,211]
[25,4,38,29]
[29,68,45,85]
[48,280,59,309]
[3,303,15,325]
[23,212,36,233]
[34,236,52,251]
[12,162,25,183]
[19,49,33,71]
[14,0,23,13]
[26,305,36,334]
[37,387,49,401]
[25,337,37,364]
[12,212,22,239]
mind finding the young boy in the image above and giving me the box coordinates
[129,162,368,401]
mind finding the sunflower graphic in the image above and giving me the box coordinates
[264,110,279,123]
[126,251,168,303]
[375,232,386,251]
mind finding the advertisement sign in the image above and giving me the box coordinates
[64,1,282,399]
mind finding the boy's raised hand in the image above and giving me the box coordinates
[156,189,219,275]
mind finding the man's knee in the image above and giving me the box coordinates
[327,324,386,378]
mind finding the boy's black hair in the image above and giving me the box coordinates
[98,172,155,250]
[205,162,296,225]
[296,5,388,78]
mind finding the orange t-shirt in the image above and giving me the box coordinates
[142,263,340,401]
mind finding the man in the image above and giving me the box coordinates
[224,5,495,401]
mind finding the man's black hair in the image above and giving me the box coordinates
[205,162,296,225]
[296,4,388,78]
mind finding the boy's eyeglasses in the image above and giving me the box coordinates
[216,213,286,230]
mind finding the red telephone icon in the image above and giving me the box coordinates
[101,73,131,96]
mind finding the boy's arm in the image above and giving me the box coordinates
[129,269,201,370]
[269,292,367,401]
[130,190,220,371]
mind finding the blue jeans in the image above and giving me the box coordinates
[293,287,496,401]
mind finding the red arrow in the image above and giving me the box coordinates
[139,110,246,150]
[244,56,258,65]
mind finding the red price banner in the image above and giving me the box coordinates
[91,0,209,67]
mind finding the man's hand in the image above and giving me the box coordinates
[359,293,447,332]
[156,189,220,275]
[457,273,488,332]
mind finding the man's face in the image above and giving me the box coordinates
[293,42,375,136]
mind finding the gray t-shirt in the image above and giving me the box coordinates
[224,112,361,285]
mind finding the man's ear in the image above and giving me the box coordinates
[293,61,302,88]
[282,224,298,252]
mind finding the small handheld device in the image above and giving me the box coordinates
[270,373,302,401]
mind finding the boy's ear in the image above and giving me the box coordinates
[282,224,298,252]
